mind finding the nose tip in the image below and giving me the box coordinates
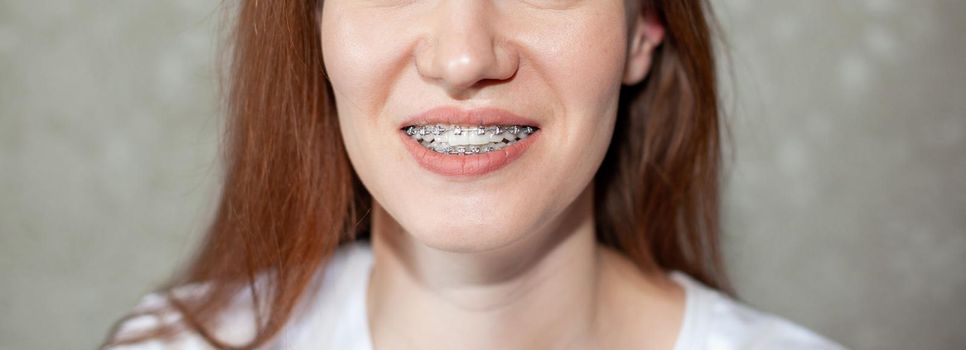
[415,7,518,96]
[433,43,514,92]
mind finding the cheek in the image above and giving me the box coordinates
[553,16,627,122]
[522,10,628,177]
[320,5,415,124]
[320,4,418,197]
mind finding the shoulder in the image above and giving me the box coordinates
[285,240,373,348]
[102,286,239,350]
[104,241,374,350]
[670,271,847,350]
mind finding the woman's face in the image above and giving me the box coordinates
[320,0,658,252]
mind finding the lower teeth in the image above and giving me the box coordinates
[429,142,506,155]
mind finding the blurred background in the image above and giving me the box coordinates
[1,0,964,349]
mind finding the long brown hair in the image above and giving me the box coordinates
[103,0,728,348]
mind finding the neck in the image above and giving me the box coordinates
[366,186,605,350]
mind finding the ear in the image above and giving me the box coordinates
[622,11,665,85]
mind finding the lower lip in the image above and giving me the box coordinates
[399,130,540,178]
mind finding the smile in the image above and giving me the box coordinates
[403,124,537,155]
[397,107,541,178]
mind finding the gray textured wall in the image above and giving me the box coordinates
[1,1,963,349]
[717,1,966,348]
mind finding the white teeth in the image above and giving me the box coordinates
[405,124,538,155]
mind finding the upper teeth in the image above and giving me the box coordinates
[405,124,537,155]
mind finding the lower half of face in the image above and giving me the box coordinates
[322,0,630,252]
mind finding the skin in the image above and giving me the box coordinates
[320,0,682,349]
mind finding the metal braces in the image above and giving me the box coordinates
[430,142,501,155]
[406,124,536,137]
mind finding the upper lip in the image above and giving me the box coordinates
[399,107,541,129]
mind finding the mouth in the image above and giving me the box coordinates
[401,124,538,155]
[398,107,542,178]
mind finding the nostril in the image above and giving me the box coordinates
[473,74,517,90]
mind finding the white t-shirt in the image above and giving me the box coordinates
[108,241,846,350]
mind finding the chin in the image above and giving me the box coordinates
[391,199,535,253]
[407,224,521,253]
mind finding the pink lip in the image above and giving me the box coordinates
[398,107,541,129]
[398,107,541,178]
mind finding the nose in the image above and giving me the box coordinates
[415,1,518,97]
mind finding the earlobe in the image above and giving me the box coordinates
[622,12,665,85]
